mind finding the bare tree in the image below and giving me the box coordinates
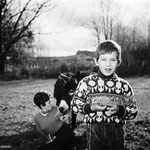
[136,0,150,49]
[148,20,150,48]
[0,0,55,74]
[87,0,122,44]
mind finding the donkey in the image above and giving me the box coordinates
[53,71,87,129]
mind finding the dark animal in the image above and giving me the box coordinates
[54,71,87,129]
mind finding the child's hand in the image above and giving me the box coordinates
[50,97,57,107]
[91,103,107,111]
[59,100,69,114]
[105,104,119,116]
[60,114,70,123]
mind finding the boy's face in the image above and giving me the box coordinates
[95,52,118,76]
[41,98,56,112]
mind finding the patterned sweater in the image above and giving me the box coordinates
[71,73,138,125]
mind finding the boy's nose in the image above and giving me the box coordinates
[106,60,111,66]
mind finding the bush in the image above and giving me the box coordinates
[58,63,69,73]
[117,45,150,77]
[0,70,21,80]
[1,44,150,80]
[20,67,30,79]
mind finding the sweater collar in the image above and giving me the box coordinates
[40,110,48,116]
[98,70,117,81]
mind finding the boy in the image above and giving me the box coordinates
[33,90,74,150]
[71,40,138,150]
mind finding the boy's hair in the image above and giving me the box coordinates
[95,40,122,65]
[33,91,51,109]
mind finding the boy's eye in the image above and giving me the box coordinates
[46,100,51,105]
[101,58,106,61]
[111,59,117,61]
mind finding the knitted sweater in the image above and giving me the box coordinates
[71,73,138,125]
[34,106,63,135]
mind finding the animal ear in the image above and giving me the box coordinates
[75,71,81,76]
[58,72,69,82]
[74,71,82,82]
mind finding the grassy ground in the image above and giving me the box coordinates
[0,77,150,150]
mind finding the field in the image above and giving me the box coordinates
[0,77,150,150]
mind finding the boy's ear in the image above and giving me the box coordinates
[40,104,43,109]
[117,59,122,67]
[93,58,98,66]
[40,104,45,109]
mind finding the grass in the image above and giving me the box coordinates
[0,77,150,150]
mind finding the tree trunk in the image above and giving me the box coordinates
[0,56,5,74]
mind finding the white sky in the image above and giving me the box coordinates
[34,0,150,57]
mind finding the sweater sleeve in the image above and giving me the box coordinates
[119,81,138,120]
[71,78,91,114]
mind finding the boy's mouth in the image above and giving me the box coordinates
[105,68,112,73]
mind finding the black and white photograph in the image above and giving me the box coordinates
[0,0,150,150]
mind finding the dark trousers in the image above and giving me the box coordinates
[39,124,75,150]
[86,123,124,150]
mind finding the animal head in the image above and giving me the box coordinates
[54,71,87,106]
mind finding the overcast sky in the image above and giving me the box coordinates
[34,0,150,57]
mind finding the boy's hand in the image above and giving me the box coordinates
[105,104,119,116]
[59,100,69,114]
[51,97,57,106]
[91,103,107,111]
[60,114,70,123]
